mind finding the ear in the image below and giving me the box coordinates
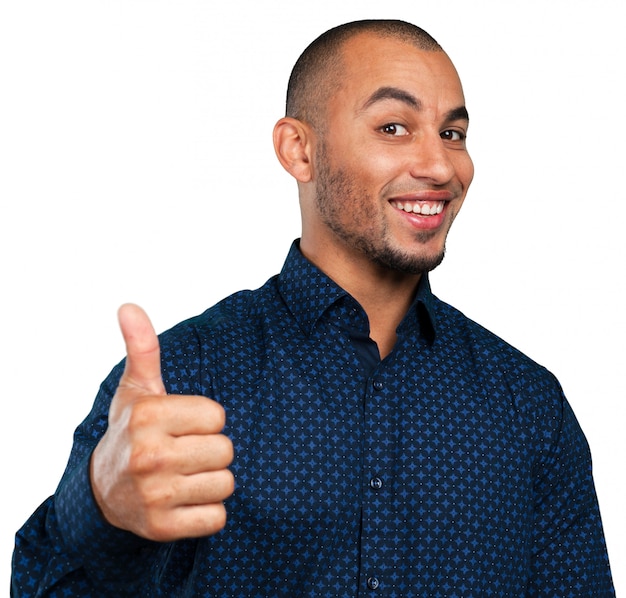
[273,117,314,183]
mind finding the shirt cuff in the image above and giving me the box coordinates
[55,451,158,574]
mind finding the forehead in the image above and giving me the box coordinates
[335,33,465,109]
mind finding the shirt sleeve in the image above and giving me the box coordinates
[11,363,163,597]
[528,385,614,596]
[12,320,208,597]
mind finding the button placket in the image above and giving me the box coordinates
[362,369,389,596]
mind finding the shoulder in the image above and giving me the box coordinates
[161,275,281,345]
[430,294,564,406]
[155,276,283,390]
[432,294,546,365]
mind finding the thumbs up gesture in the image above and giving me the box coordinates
[90,304,234,541]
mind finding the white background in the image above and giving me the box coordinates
[1,0,623,592]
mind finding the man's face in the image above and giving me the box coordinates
[308,34,474,275]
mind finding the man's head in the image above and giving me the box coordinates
[274,20,474,278]
[286,20,442,131]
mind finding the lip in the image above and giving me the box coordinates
[388,190,454,231]
[389,189,455,202]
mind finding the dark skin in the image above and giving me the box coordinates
[90,31,473,542]
[275,33,473,357]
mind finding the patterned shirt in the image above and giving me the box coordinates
[13,241,614,597]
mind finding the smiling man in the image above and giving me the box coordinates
[13,19,614,597]
[276,28,474,359]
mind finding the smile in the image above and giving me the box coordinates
[390,200,445,216]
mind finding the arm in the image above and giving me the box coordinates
[12,305,234,597]
[12,365,160,597]
[528,389,614,596]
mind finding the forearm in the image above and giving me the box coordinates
[528,395,614,595]
[12,453,161,597]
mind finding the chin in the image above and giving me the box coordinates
[374,245,446,275]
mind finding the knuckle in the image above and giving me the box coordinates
[125,398,162,431]
[128,441,170,475]
[142,515,174,542]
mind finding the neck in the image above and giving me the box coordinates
[352,272,420,359]
[299,239,421,359]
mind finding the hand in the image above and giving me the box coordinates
[90,304,234,541]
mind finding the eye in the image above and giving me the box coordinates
[380,123,409,136]
[441,129,466,142]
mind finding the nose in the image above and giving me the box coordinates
[408,133,456,185]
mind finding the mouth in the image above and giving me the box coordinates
[389,200,445,216]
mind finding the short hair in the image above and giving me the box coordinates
[285,20,442,128]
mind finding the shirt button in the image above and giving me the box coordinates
[370,477,383,490]
[367,577,380,590]
[372,380,384,391]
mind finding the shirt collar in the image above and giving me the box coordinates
[277,240,437,343]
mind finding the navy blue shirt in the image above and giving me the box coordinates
[13,242,614,597]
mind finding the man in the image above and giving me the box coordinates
[12,19,614,597]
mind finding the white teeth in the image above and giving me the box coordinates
[392,201,444,215]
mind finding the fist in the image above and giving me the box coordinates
[90,304,234,541]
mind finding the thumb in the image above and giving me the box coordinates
[117,303,166,395]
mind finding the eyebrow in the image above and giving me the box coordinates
[360,86,470,123]
[444,106,470,123]
[362,86,421,110]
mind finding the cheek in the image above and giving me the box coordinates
[353,153,406,194]
[457,153,474,187]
